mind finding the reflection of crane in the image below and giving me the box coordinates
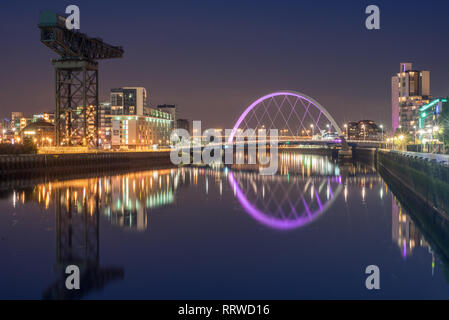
[42,187,124,300]
[38,11,124,146]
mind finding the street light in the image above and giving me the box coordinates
[310,124,314,137]
[343,124,348,138]
[379,124,384,141]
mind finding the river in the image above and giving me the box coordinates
[0,152,448,299]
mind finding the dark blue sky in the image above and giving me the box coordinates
[1,0,448,129]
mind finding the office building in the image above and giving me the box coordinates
[392,63,430,132]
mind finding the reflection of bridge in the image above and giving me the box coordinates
[229,171,343,230]
[191,153,379,230]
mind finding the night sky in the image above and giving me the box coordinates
[1,0,448,130]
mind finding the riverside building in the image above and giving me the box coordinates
[392,63,431,133]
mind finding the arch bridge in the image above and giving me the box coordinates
[227,91,349,151]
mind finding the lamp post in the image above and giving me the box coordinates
[310,124,314,137]
[379,124,384,141]
[344,124,348,139]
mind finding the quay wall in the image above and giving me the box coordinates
[377,149,449,218]
[0,151,172,177]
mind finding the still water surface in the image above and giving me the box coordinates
[1,152,448,299]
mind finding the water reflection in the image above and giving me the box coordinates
[229,154,344,230]
[379,164,446,280]
[10,154,384,234]
[42,186,124,299]
[3,151,449,297]
[28,169,178,231]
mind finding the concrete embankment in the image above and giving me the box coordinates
[377,149,449,218]
[0,151,172,178]
[378,150,449,275]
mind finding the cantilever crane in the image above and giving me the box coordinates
[38,11,124,146]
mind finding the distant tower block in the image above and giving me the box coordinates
[38,11,124,146]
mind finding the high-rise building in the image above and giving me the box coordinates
[111,87,147,116]
[392,63,430,132]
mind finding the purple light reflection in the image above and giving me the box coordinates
[228,172,340,230]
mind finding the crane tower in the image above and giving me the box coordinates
[38,11,124,146]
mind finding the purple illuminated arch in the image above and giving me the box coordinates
[228,172,342,230]
[227,90,342,144]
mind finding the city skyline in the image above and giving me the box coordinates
[1,0,449,130]
[3,1,449,303]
